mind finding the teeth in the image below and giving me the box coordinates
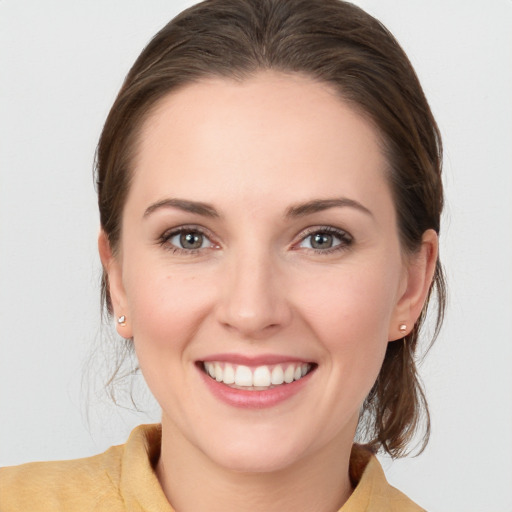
[203,361,311,389]
[253,366,271,387]
[214,362,223,382]
[223,363,235,384]
[235,365,253,387]
[284,365,295,383]
[271,365,284,385]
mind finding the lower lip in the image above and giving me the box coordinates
[198,366,314,409]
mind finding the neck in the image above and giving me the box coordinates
[155,417,356,512]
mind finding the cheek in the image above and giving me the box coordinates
[298,262,400,338]
[295,261,401,381]
[124,264,216,355]
[123,266,218,417]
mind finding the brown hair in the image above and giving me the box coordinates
[95,0,445,458]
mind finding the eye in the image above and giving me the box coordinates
[159,227,216,253]
[171,231,209,250]
[303,232,338,250]
[297,227,352,252]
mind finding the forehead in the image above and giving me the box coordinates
[129,71,391,216]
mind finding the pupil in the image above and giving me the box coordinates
[312,233,332,249]
[180,232,202,249]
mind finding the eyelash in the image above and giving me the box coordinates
[157,225,353,255]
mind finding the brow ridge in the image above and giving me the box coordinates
[286,198,373,218]
[143,198,219,218]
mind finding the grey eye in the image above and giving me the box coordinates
[310,233,335,249]
[169,230,212,250]
[300,231,343,250]
[180,232,203,249]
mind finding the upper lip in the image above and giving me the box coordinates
[199,353,314,366]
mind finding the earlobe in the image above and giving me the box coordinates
[98,230,133,338]
[389,229,438,341]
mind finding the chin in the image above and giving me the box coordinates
[210,444,302,474]
[195,423,317,475]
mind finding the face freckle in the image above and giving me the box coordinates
[108,71,410,474]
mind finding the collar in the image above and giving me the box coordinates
[118,424,423,512]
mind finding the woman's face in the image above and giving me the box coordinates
[102,72,433,472]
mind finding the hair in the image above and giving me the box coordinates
[95,0,445,458]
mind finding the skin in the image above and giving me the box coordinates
[99,71,438,512]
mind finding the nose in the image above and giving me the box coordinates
[215,249,293,339]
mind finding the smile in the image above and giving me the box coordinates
[202,361,313,390]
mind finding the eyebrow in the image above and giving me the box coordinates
[285,198,373,218]
[143,198,220,218]
[143,196,372,220]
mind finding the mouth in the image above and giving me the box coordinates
[200,361,316,391]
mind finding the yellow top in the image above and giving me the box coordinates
[0,424,424,511]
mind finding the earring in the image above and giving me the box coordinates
[399,323,407,334]
[117,315,127,327]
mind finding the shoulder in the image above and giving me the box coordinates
[342,444,426,512]
[0,444,126,512]
[0,424,165,512]
[382,482,426,512]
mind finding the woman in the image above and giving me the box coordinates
[1,0,445,510]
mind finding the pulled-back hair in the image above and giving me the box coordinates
[96,0,445,458]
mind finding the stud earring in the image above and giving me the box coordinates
[117,315,127,327]
[399,323,407,333]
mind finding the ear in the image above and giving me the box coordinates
[389,229,438,341]
[98,230,133,338]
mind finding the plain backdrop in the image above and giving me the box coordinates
[1,1,511,511]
